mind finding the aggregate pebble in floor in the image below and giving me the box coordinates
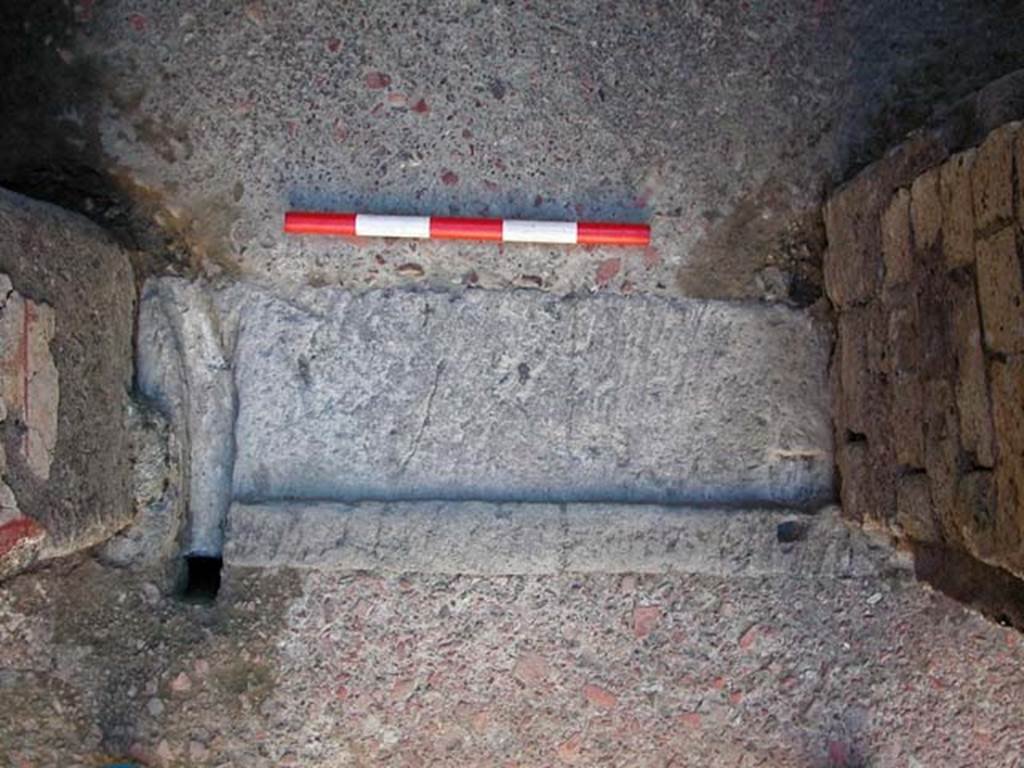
[2,560,1022,767]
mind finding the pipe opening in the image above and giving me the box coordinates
[181,555,222,603]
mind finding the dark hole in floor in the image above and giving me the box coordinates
[181,555,222,603]
[776,520,808,544]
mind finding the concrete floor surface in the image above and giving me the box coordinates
[3,559,1024,767]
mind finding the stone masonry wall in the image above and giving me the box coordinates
[825,121,1024,580]
[0,189,136,579]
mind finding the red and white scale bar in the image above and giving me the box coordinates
[284,212,650,246]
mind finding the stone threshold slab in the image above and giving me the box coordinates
[229,284,833,508]
[223,502,906,578]
[138,279,834,557]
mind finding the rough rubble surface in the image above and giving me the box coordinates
[98,401,185,569]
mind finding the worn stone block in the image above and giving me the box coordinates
[914,268,958,382]
[0,277,58,481]
[975,227,1024,354]
[836,429,898,528]
[891,371,926,471]
[824,183,882,307]
[886,298,926,469]
[971,123,1018,233]
[910,167,943,256]
[887,294,920,374]
[949,277,995,467]
[221,284,834,508]
[223,502,900,578]
[938,149,976,270]
[824,134,947,308]
[881,188,913,287]
[923,379,962,544]
[139,280,836,554]
[895,473,938,543]
[0,190,135,565]
[836,313,868,438]
[956,470,998,564]
[836,303,887,440]
[990,356,1024,572]
[1017,129,1024,229]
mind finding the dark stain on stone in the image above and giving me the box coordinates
[105,170,243,278]
[489,78,507,100]
[132,114,194,165]
[678,178,826,307]
[517,362,531,384]
[297,355,312,387]
[0,3,198,281]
